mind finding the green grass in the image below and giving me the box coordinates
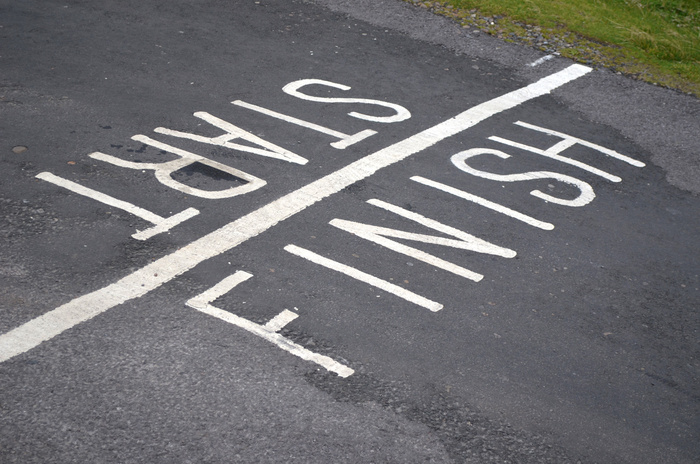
[408,0,700,96]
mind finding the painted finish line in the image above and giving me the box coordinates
[0,64,591,367]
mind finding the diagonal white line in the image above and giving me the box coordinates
[188,302,353,378]
[0,64,591,363]
[410,176,555,230]
[285,244,444,311]
[36,172,165,224]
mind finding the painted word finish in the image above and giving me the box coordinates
[36,78,411,239]
[286,120,645,312]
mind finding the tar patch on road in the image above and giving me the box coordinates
[306,370,575,463]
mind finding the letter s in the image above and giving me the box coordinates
[451,148,595,207]
[282,79,411,123]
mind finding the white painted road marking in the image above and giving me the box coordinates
[264,309,299,332]
[186,270,255,307]
[154,111,309,165]
[488,135,622,182]
[36,172,200,240]
[232,100,378,149]
[90,134,268,199]
[282,78,412,123]
[0,64,592,364]
[451,148,597,207]
[529,55,555,67]
[487,121,644,183]
[284,244,444,312]
[512,121,645,167]
[132,208,201,241]
[329,199,515,283]
[410,176,555,230]
[186,271,353,377]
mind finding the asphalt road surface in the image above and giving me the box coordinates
[1,0,698,463]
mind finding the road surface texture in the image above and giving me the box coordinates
[1,0,698,463]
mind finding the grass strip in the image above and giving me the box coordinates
[404,0,699,97]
